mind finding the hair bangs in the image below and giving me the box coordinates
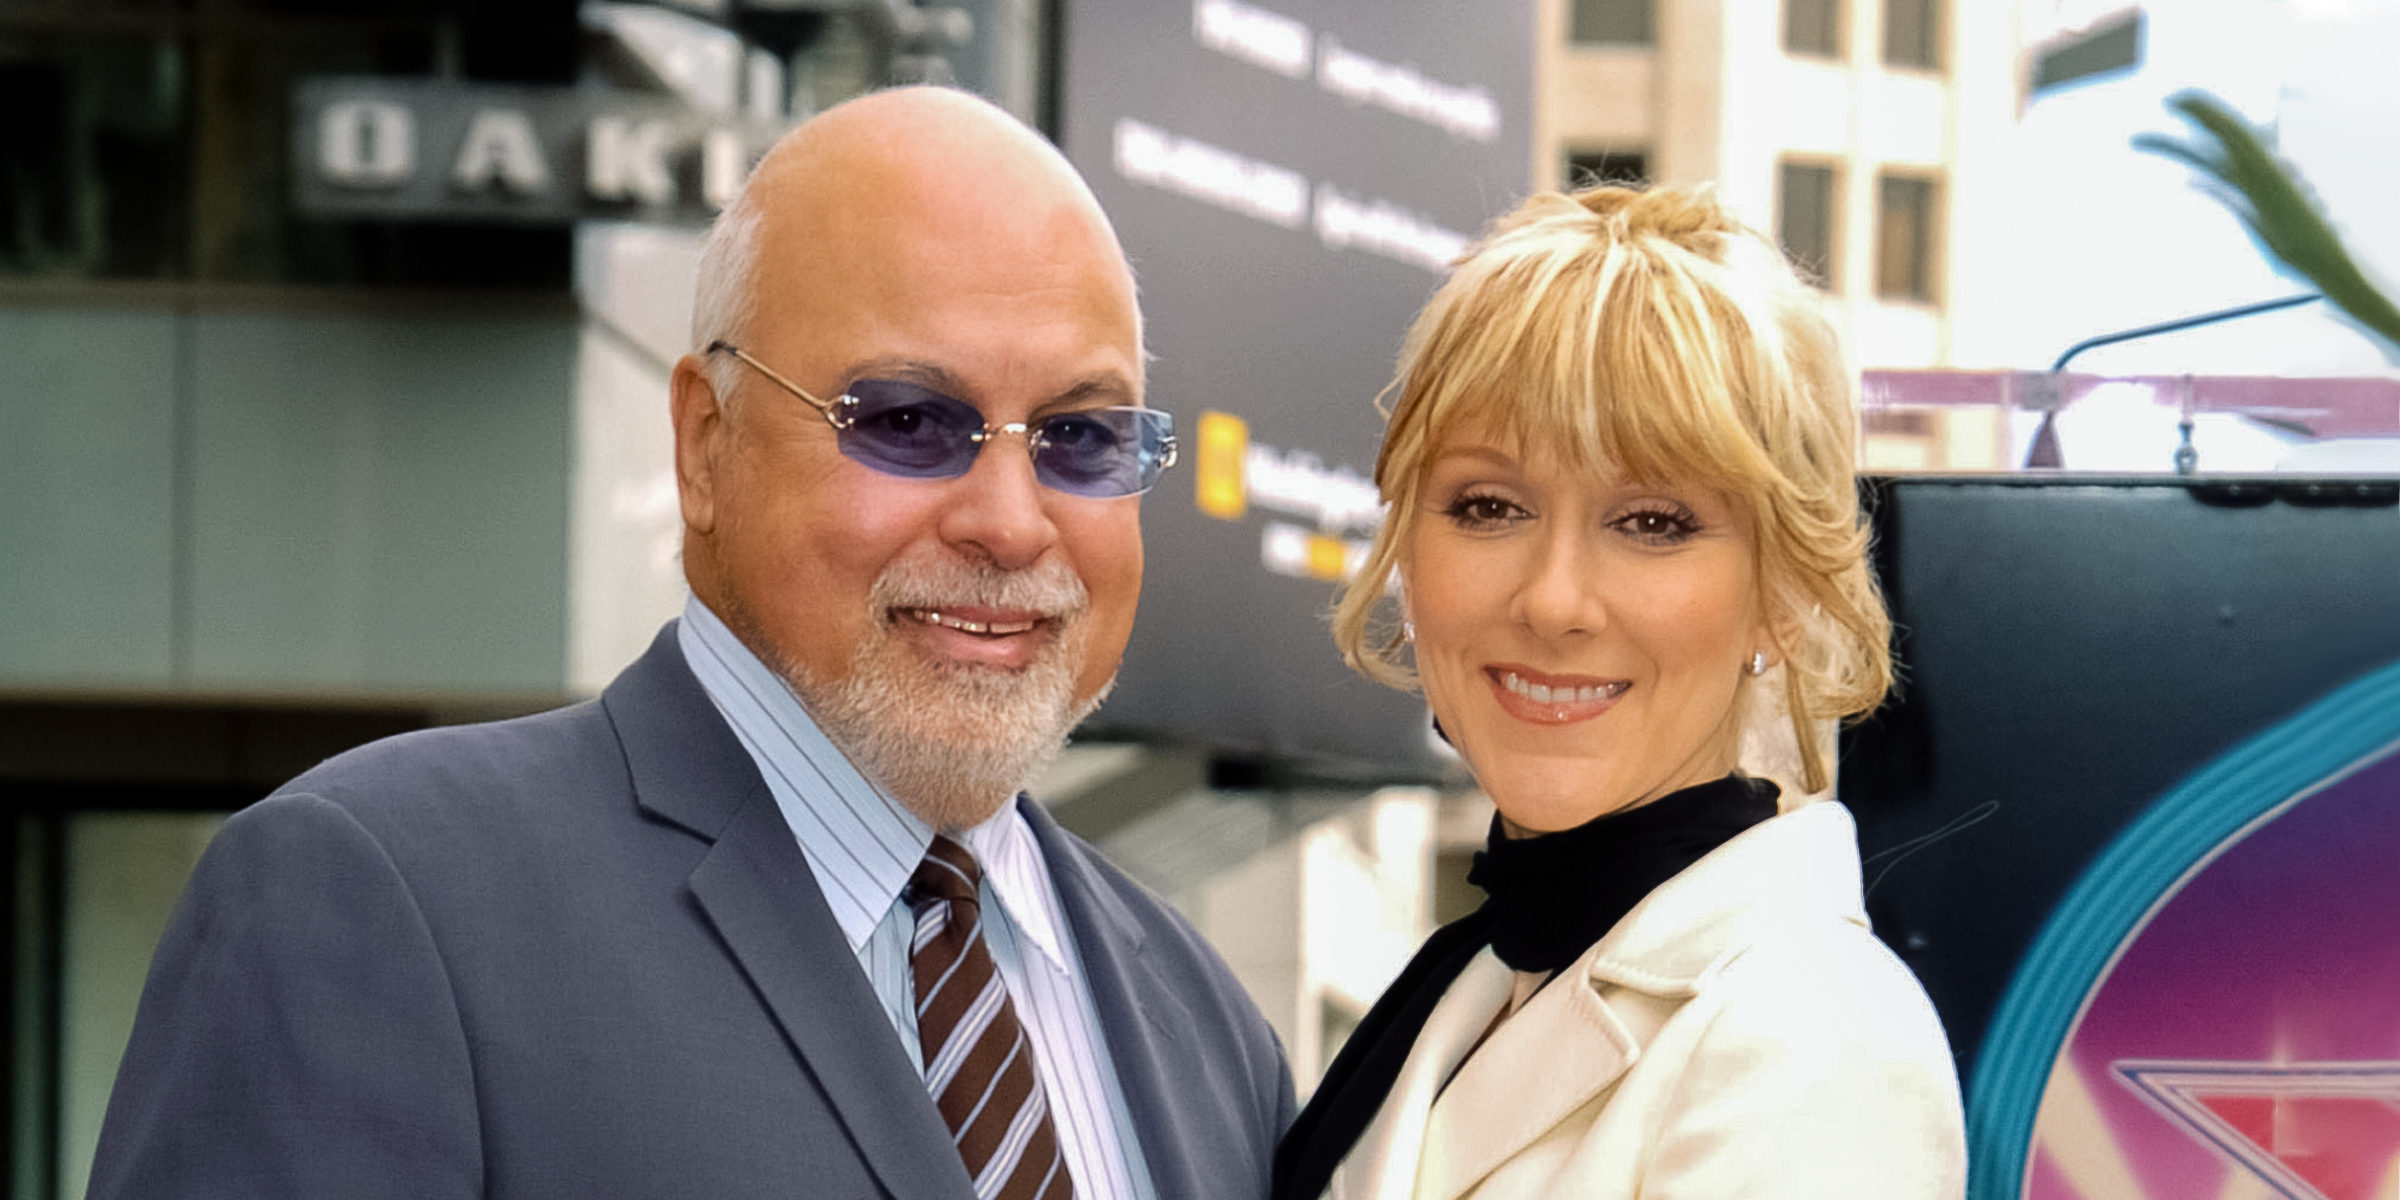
[1404,223,1784,507]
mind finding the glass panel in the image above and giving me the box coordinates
[1778,161,1836,286]
[1786,0,1841,57]
[1570,0,1653,46]
[1565,149,1647,188]
[57,813,224,1200]
[11,812,62,1200]
[0,30,189,278]
[1877,173,1934,301]
[2031,10,2142,93]
[1883,0,1940,69]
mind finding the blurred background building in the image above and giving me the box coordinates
[1542,0,2014,380]
[1543,0,2032,471]
[4,0,2396,1196]
[1537,0,2400,474]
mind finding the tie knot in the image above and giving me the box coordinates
[907,834,983,906]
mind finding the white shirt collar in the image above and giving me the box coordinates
[960,806,1074,972]
[676,597,1072,971]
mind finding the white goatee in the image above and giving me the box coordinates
[783,550,1109,833]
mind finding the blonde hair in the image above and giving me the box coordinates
[1330,183,1891,794]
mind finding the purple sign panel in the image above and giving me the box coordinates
[2026,746,2400,1200]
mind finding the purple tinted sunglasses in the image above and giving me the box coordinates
[709,342,1177,498]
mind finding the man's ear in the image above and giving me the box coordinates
[670,355,726,535]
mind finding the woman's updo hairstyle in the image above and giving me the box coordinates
[1330,182,1892,795]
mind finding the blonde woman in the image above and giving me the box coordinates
[1274,184,1966,1200]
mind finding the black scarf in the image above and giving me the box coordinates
[1271,774,1779,1200]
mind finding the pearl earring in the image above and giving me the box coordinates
[1747,651,1768,677]
[1403,621,1417,643]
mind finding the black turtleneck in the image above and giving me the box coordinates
[1271,774,1780,1200]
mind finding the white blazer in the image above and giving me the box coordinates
[1326,801,1966,1200]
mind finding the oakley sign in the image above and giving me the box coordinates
[293,78,789,225]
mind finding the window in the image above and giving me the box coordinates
[1571,0,1654,46]
[0,35,191,279]
[0,3,580,288]
[1883,0,1941,70]
[1785,0,1842,58]
[1565,149,1648,189]
[2031,10,2144,94]
[1778,161,1839,287]
[1875,172,1939,302]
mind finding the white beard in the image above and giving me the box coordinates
[785,550,1108,833]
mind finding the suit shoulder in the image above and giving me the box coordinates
[277,699,616,810]
[251,699,636,866]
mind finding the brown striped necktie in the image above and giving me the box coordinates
[905,835,1075,1200]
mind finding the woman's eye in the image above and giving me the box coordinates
[1444,492,1524,527]
[1614,506,1699,543]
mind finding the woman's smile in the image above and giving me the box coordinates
[1484,663,1631,724]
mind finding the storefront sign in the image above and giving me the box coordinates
[292,77,789,225]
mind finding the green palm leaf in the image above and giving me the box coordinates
[2133,89,2400,354]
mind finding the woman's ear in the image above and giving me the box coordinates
[1754,585,1808,674]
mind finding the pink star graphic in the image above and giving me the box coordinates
[2116,1060,2400,1200]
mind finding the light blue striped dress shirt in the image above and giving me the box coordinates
[677,598,1156,1200]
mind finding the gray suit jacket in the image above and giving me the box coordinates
[90,624,1295,1199]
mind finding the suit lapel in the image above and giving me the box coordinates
[605,626,973,1200]
[1021,801,1212,1200]
[687,791,973,1200]
[1416,960,1643,1200]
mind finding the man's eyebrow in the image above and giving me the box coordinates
[840,357,968,396]
[839,359,1141,411]
[1049,374,1140,410]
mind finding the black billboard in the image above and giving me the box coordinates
[1834,476,2400,1198]
[1056,0,1534,773]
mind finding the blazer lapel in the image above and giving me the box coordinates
[1331,949,1515,1200]
[1416,959,1644,1200]
[606,625,973,1200]
[1410,802,1872,1200]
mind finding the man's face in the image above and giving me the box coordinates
[678,174,1145,828]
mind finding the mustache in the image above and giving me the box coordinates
[868,553,1089,621]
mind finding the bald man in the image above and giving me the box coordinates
[90,89,1295,1200]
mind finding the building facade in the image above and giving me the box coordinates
[0,1,1037,1191]
[1537,0,2023,381]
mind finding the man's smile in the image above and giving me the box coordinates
[889,602,1067,672]
[896,607,1043,637]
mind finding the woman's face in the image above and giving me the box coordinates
[1402,430,1772,836]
